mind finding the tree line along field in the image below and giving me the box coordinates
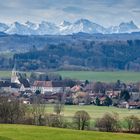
[1,70,140,82]
[0,124,139,140]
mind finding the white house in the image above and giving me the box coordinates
[32,81,65,94]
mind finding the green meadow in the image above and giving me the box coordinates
[0,71,12,78]
[57,70,140,82]
[46,105,140,119]
[0,71,30,79]
[1,70,140,82]
[0,124,139,140]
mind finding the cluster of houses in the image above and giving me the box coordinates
[0,67,140,109]
[0,67,70,103]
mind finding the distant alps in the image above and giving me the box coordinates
[0,19,139,35]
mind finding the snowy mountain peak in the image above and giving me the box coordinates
[119,21,138,29]
[25,21,38,29]
[40,21,56,26]
[37,21,59,35]
[118,21,139,33]
[60,21,71,26]
[5,22,32,35]
[75,19,93,25]
[12,22,21,27]
[1,19,140,35]
[0,23,9,32]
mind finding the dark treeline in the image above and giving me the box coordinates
[0,33,140,71]
[13,39,140,71]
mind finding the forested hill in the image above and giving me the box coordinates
[0,32,140,53]
[0,32,140,71]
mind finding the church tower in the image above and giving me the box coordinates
[11,61,20,84]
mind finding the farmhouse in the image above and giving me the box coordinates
[106,90,120,98]
[126,102,140,109]
[32,81,65,94]
[99,97,106,105]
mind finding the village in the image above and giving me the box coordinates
[0,65,140,110]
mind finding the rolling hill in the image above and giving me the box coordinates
[0,124,139,140]
[0,33,140,71]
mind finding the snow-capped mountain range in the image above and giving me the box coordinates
[0,19,139,35]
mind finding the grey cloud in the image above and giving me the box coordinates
[0,0,139,26]
[63,6,86,14]
[132,9,140,13]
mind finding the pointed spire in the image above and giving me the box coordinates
[12,59,17,72]
[11,59,20,84]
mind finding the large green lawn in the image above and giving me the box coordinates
[1,70,140,82]
[0,71,30,79]
[0,124,139,140]
[0,71,12,78]
[46,105,140,119]
[56,71,140,82]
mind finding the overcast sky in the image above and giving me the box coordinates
[0,0,140,27]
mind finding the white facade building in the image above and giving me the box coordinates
[32,81,64,94]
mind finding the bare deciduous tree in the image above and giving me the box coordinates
[31,95,46,126]
[0,95,26,124]
[95,113,120,132]
[73,110,90,130]
[125,115,140,133]
[46,114,64,127]
[54,92,65,115]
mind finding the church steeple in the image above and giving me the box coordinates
[11,60,20,84]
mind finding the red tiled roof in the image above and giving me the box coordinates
[33,81,65,87]
[99,97,106,101]
[128,102,140,106]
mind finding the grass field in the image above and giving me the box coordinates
[46,105,140,119]
[1,70,140,82]
[56,71,140,82]
[0,71,12,78]
[0,71,30,79]
[0,124,139,140]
